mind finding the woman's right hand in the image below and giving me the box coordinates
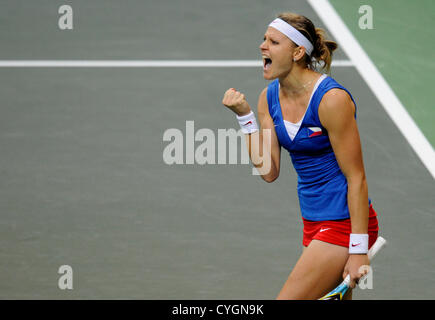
[222,88,251,116]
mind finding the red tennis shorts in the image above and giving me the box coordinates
[302,204,379,248]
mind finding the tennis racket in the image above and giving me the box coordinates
[319,236,387,300]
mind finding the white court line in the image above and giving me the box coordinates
[0,59,353,67]
[308,0,435,179]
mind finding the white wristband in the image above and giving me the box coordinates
[349,234,369,254]
[236,111,259,134]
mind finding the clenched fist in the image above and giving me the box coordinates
[222,88,251,116]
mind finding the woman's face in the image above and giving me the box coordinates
[259,27,296,80]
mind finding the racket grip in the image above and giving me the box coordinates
[344,236,386,286]
[343,274,351,286]
[367,236,387,261]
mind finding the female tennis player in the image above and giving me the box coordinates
[222,12,379,300]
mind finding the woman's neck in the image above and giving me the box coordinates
[279,68,320,97]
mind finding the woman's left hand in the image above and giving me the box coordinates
[343,254,370,288]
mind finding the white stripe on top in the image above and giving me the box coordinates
[282,74,327,140]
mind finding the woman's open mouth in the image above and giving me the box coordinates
[263,56,272,71]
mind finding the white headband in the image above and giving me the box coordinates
[268,18,314,56]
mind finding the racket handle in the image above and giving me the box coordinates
[367,236,387,261]
[343,274,351,286]
[343,236,387,286]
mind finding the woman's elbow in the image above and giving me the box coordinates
[262,172,279,183]
[255,160,279,183]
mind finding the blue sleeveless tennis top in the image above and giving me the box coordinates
[267,75,370,221]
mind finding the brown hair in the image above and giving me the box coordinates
[277,12,338,72]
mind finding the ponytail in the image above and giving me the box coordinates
[310,27,338,73]
[277,12,338,73]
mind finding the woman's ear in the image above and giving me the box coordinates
[293,46,306,62]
